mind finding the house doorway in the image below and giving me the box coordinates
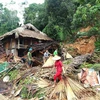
[17,49,26,57]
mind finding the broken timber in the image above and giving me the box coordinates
[67,53,92,72]
[24,41,59,66]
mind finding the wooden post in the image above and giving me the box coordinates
[18,38,20,49]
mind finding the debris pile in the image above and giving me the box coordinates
[0,55,99,100]
[0,44,100,100]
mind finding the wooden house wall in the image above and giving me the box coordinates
[11,39,17,55]
[3,37,18,56]
[5,40,10,55]
[23,38,38,47]
[24,38,31,47]
[2,36,53,57]
[0,41,6,59]
[11,39,16,48]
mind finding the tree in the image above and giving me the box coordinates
[24,0,78,41]
[72,4,100,31]
[0,3,19,35]
[43,0,77,41]
[24,3,47,31]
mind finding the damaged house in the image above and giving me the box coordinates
[0,23,58,65]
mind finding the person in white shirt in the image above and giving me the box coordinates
[43,50,50,63]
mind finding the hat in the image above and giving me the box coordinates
[52,55,61,60]
[29,48,32,51]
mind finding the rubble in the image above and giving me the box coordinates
[0,41,100,100]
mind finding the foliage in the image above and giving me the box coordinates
[76,27,100,38]
[24,0,77,41]
[33,88,45,99]
[92,63,100,71]
[0,4,19,35]
[0,0,99,42]
[72,4,100,29]
[44,0,77,41]
[24,3,48,31]
[43,22,67,41]
[0,3,19,35]
[80,62,93,68]
[8,69,19,81]
[20,86,45,99]
[87,27,100,36]
[95,39,100,51]
[19,76,35,85]
[72,3,100,37]
[20,86,33,99]
[80,62,100,70]
[75,0,100,5]
[63,59,72,64]
[72,3,100,51]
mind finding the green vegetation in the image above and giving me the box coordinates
[19,76,35,85]
[80,62,93,68]
[95,39,100,51]
[20,86,45,99]
[0,3,19,35]
[0,0,100,51]
[20,86,33,99]
[24,0,77,41]
[80,62,100,71]
[72,4,100,37]
[8,69,19,81]
[23,0,100,50]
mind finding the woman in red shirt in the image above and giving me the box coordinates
[53,55,63,82]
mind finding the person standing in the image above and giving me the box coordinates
[53,49,58,56]
[43,50,50,63]
[52,55,63,84]
[62,47,66,60]
[27,48,33,68]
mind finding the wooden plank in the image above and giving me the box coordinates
[33,57,42,65]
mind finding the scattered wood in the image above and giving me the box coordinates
[0,40,100,100]
[49,76,98,100]
[13,67,39,85]
[66,53,92,73]
[37,78,50,88]
[33,57,43,65]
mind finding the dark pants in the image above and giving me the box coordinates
[28,60,33,67]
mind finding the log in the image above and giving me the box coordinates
[68,53,92,68]
[66,53,92,73]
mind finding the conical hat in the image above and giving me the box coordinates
[52,55,61,60]
[42,56,55,68]
[66,52,73,58]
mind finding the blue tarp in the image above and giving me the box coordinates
[0,62,9,73]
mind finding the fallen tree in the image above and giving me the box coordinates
[65,53,92,73]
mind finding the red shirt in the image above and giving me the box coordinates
[55,60,63,72]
